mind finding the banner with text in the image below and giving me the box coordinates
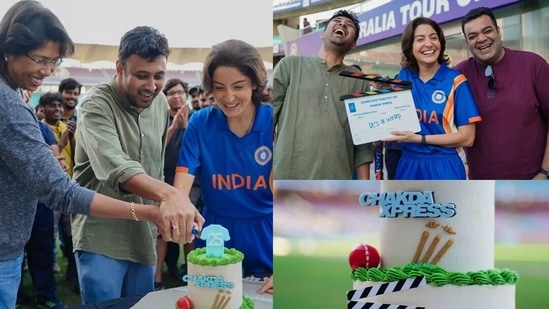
[286,0,521,56]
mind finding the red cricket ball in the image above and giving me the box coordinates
[348,243,380,270]
[175,296,193,309]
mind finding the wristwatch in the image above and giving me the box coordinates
[539,168,549,178]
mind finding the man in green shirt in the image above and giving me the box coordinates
[273,10,373,179]
[71,26,204,304]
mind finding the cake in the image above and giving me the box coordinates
[183,224,254,309]
[348,181,518,309]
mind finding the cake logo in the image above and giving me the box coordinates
[358,191,456,218]
[412,221,456,264]
[212,290,232,309]
[182,275,235,289]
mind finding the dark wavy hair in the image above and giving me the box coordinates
[0,0,74,69]
[401,17,449,71]
[202,39,267,106]
[162,78,188,96]
[118,26,170,63]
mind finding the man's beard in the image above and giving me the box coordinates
[64,104,76,111]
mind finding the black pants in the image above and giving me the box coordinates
[164,242,180,273]
[18,203,57,303]
[59,213,77,280]
[385,149,403,180]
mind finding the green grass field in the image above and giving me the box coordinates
[274,243,549,309]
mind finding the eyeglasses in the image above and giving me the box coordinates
[484,65,495,90]
[25,53,63,69]
[167,90,186,97]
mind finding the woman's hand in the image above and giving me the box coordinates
[258,275,273,294]
[382,131,421,143]
[155,189,205,243]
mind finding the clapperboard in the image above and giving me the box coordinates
[339,71,420,145]
[346,276,427,309]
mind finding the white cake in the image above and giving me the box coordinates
[351,181,517,309]
[183,247,253,309]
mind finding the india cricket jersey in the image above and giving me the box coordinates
[397,63,481,155]
[176,104,273,218]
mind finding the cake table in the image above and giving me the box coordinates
[131,280,273,309]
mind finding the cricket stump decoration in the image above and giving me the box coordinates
[412,221,456,265]
[347,181,499,308]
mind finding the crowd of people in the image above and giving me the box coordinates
[0,1,273,308]
[273,7,549,180]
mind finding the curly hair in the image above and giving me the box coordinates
[38,92,65,107]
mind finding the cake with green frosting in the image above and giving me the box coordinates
[183,247,253,309]
[352,263,518,287]
[351,181,518,309]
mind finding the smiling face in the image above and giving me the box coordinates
[43,99,64,125]
[321,16,357,51]
[166,83,186,112]
[211,66,254,119]
[463,14,504,65]
[4,41,60,91]
[116,54,166,111]
[61,87,80,109]
[412,24,441,67]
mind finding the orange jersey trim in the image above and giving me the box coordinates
[469,115,482,123]
[442,74,467,134]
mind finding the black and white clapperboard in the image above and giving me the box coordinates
[346,276,427,309]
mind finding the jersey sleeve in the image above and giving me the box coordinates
[453,75,482,126]
[175,112,201,176]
